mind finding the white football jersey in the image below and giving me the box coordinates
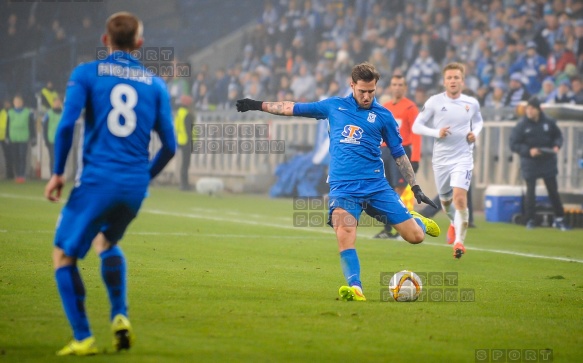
[412,92,483,166]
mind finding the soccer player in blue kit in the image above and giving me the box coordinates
[237,62,439,302]
[44,12,176,355]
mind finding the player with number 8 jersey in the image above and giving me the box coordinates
[44,12,176,355]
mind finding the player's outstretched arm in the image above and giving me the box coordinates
[394,154,417,187]
[236,98,295,116]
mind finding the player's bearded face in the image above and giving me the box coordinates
[443,70,464,96]
[351,79,376,109]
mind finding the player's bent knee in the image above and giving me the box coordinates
[394,220,425,244]
[403,230,425,244]
[52,247,76,269]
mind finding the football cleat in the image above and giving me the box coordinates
[447,224,455,244]
[410,211,441,237]
[373,229,401,240]
[56,336,99,356]
[338,286,367,301]
[453,242,466,259]
[111,314,135,351]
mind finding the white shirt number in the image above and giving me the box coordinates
[107,84,137,137]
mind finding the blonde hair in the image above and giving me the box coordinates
[442,62,465,78]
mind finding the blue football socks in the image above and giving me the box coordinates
[413,217,427,234]
[340,248,362,288]
[100,246,127,320]
[55,265,92,341]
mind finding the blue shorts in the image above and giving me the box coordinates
[327,179,411,227]
[54,183,146,258]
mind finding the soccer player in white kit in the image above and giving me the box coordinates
[412,63,483,259]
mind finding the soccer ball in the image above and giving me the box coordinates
[389,270,423,302]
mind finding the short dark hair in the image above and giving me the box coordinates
[106,12,143,50]
[351,62,380,84]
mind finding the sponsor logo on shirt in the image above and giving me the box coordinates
[340,125,363,144]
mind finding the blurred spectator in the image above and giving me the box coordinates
[40,81,59,111]
[413,85,429,108]
[464,61,481,93]
[554,79,575,103]
[243,72,265,101]
[541,11,562,51]
[537,77,558,103]
[167,63,190,110]
[276,15,295,49]
[368,48,391,78]
[575,20,583,59]
[484,81,507,120]
[504,72,531,107]
[546,38,577,76]
[571,77,583,104]
[441,45,458,70]
[0,99,13,179]
[210,68,230,110]
[174,95,194,191]
[41,95,62,172]
[554,63,579,85]
[6,94,35,183]
[262,0,279,45]
[509,41,547,95]
[406,46,440,95]
[290,64,317,101]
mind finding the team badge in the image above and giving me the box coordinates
[465,105,470,113]
[340,125,363,144]
[367,112,376,123]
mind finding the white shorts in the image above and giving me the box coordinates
[433,163,473,200]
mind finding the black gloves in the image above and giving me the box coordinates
[411,185,438,209]
[236,98,263,112]
[411,161,419,173]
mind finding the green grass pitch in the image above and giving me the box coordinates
[1,181,582,362]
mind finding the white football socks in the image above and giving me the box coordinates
[454,208,469,244]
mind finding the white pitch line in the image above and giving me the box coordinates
[1,192,581,263]
[146,209,335,236]
[144,208,583,264]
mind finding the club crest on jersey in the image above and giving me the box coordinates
[367,112,377,123]
[465,105,470,113]
[340,125,363,144]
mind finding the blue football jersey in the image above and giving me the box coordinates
[54,51,176,187]
[293,95,404,184]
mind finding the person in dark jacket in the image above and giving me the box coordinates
[509,96,568,231]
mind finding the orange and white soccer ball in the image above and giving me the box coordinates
[389,270,423,302]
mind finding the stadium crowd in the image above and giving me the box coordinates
[181,0,583,112]
[1,0,583,112]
